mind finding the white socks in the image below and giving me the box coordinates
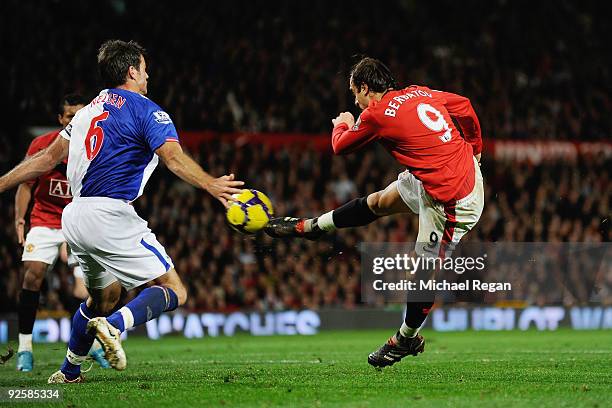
[18,333,33,353]
[118,306,135,331]
[399,322,419,338]
[316,211,336,231]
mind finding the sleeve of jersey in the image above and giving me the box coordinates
[331,110,378,155]
[59,124,72,140]
[434,90,483,155]
[25,138,40,157]
[142,105,180,151]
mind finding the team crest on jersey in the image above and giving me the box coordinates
[25,244,35,253]
[153,111,172,124]
[352,117,361,131]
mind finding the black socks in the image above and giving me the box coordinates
[404,301,434,329]
[18,289,40,334]
[330,197,380,228]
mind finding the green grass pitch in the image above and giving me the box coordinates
[1,329,610,407]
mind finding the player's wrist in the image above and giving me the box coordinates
[200,177,213,192]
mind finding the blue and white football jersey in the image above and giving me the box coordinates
[60,88,179,201]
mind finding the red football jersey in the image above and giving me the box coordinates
[332,85,482,203]
[25,130,72,229]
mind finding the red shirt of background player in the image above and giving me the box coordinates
[25,130,72,229]
[331,85,482,203]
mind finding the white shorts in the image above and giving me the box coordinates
[22,226,76,266]
[62,197,174,290]
[396,157,484,257]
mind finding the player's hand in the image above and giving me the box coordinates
[206,174,244,208]
[332,112,355,128]
[15,218,25,246]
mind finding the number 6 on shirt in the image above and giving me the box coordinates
[86,111,110,160]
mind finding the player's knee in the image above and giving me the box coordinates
[174,284,187,306]
[367,191,391,216]
[155,269,187,305]
[22,263,47,290]
[378,195,396,214]
[160,283,187,306]
[22,273,43,290]
[367,192,383,215]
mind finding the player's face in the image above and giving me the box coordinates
[134,55,149,95]
[58,104,84,127]
[350,79,369,110]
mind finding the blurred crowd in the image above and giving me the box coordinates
[0,135,609,312]
[1,0,610,139]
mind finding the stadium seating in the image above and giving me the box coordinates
[2,1,609,139]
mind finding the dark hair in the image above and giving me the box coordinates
[97,40,147,88]
[350,57,397,93]
[58,93,88,115]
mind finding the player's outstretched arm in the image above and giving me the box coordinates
[0,137,69,194]
[156,141,244,208]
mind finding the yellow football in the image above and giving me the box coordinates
[226,189,274,234]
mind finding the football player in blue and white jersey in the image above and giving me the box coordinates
[0,40,244,383]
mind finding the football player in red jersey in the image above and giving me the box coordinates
[266,57,484,367]
[14,94,109,371]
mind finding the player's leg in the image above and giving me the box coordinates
[72,271,89,300]
[367,248,435,366]
[54,266,187,383]
[49,253,131,383]
[266,176,413,239]
[104,267,186,334]
[16,261,48,371]
[51,272,123,383]
[48,202,119,381]
[68,263,110,369]
[105,268,186,333]
[61,243,88,313]
[73,267,186,379]
[367,173,438,367]
[368,159,485,367]
[374,209,441,366]
[81,229,185,370]
[17,226,63,372]
[50,198,186,381]
[397,159,483,339]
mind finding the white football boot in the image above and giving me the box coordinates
[87,317,127,371]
